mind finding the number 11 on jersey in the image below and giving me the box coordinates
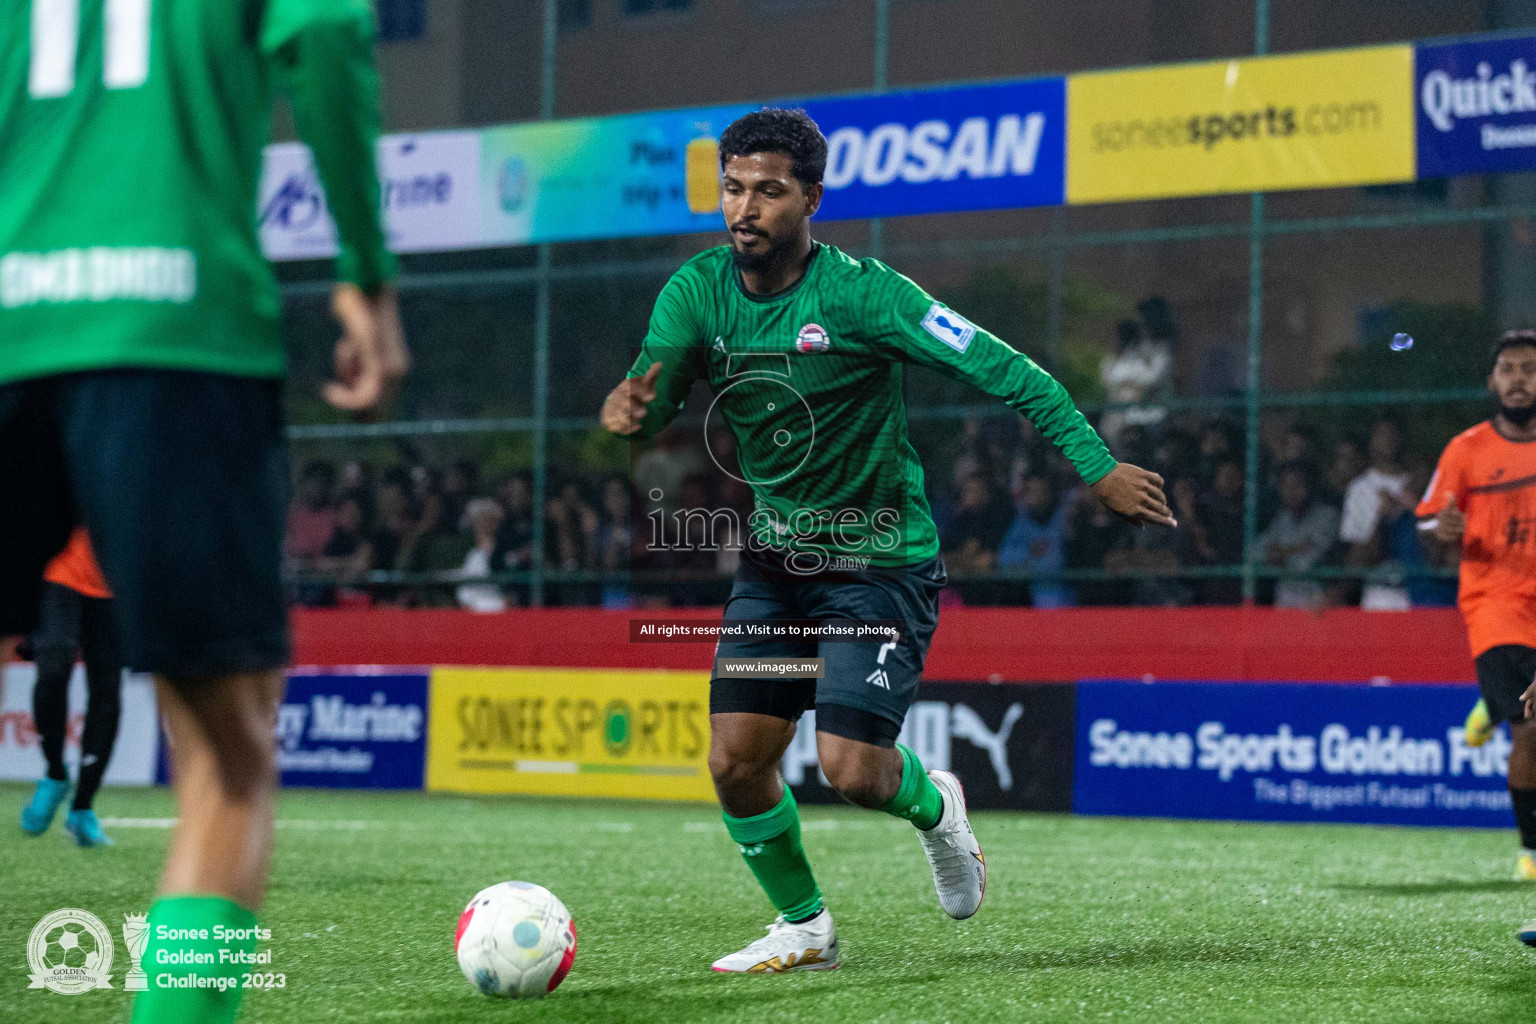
[30,0,151,99]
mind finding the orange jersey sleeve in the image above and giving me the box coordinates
[1416,434,1469,520]
[42,528,112,600]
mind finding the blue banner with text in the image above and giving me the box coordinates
[1074,681,1509,828]
[275,672,429,790]
[802,77,1066,220]
[1417,35,1536,177]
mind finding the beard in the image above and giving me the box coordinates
[729,231,789,274]
[1501,400,1536,427]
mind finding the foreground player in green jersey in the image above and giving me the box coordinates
[602,109,1174,973]
[1,2,407,1021]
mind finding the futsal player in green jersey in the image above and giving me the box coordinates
[602,109,1174,973]
[1,2,407,1020]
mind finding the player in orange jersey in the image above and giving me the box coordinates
[1418,331,1536,882]
[18,528,123,847]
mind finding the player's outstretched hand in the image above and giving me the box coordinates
[1521,677,1535,722]
[1091,463,1177,528]
[1433,495,1465,545]
[325,284,411,418]
[600,362,663,436]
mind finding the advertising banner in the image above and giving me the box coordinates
[1074,681,1509,828]
[804,78,1066,220]
[786,682,1075,811]
[1067,46,1416,204]
[259,129,485,261]
[0,664,159,785]
[477,104,750,249]
[259,79,1065,256]
[1416,35,1536,177]
[427,668,713,801]
[275,671,429,789]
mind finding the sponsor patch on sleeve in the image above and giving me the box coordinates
[920,303,977,354]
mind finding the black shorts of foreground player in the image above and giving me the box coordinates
[601,107,1175,973]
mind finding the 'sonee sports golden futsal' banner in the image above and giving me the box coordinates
[427,668,714,801]
[1067,45,1415,204]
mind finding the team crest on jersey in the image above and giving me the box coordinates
[795,323,831,353]
[921,303,977,353]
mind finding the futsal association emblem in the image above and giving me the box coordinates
[26,908,115,995]
[794,323,830,353]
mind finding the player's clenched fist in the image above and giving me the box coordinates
[1091,463,1177,528]
[601,362,663,435]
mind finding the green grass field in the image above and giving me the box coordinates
[2,782,1532,1023]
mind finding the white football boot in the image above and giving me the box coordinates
[710,910,840,973]
[916,770,986,919]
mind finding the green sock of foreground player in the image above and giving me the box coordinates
[131,895,260,1024]
[723,789,824,923]
[880,744,945,831]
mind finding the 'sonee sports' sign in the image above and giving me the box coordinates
[426,668,713,801]
[1074,681,1509,828]
[1067,46,1416,203]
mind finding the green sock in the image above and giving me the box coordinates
[131,895,260,1024]
[722,788,824,923]
[881,744,944,830]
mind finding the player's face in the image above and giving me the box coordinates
[721,152,823,268]
[1491,345,1536,411]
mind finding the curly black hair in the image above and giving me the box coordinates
[1493,329,1536,369]
[718,108,827,188]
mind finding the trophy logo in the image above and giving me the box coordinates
[122,913,149,992]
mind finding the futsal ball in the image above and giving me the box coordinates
[454,881,576,999]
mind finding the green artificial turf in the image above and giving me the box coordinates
[2,783,1532,1023]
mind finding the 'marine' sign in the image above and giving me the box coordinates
[802,76,1066,220]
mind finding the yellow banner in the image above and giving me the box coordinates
[426,668,715,802]
[1067,46,1414,204]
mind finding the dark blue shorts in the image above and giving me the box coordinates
[0,370,290,679]
[708,547,947,746]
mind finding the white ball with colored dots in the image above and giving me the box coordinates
[1390,333,1414,352]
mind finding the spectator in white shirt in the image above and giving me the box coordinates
[457,498,508,613]
[1339,419,1411,610]
[1100,319,1173,455]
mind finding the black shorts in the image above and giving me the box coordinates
[1475,645,1536,724]
[0,370,290,678]
[708,547,946,746]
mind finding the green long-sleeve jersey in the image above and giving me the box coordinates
[0,0,395,385]
[627,243,1117,568]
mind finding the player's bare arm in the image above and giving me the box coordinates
[1092,463,1177,528]
[600,361,663,435]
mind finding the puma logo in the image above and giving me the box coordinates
[950,703,1024,791]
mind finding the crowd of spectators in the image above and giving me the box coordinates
[286,409,1459,611]
[928,411,1456,610]
[286,296,1460,611]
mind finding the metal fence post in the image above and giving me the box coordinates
[1242,0,1270,604]
[531,0,558,607]
[868,0,889,260]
